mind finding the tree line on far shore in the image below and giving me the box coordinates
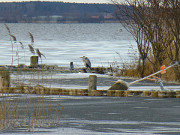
[0,1,118,23]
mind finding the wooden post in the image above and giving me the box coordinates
[0,70,10,90]
[88,75,97,92]
[70,62,74,70]
[30,56,38,67]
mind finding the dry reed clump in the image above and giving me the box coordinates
[0,94,19,131]
[113,49,179,82]
[117,59,180,82]
[121,61,154,77]
[0,24,63,132]
[0,92,63,132]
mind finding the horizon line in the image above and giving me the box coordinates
[0,0,111,4]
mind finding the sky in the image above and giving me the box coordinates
[0,0,113,4]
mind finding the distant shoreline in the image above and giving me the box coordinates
[0,1,120,24]
[0,20,120,24]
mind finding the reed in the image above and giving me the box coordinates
[28,44,35,55]
[28,32,34,45]
[36,48,46,59]
[28,33,46,66]
[4,24,16,67]
[0,87,63,132]
[113,51,180,82]
[0,93,19,131]
[0,25,63,132]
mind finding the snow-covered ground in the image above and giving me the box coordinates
[11,72,180,91]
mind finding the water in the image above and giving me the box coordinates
[0,23,137,67]
[1,23,179,90]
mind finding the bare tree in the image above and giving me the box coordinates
[162,0,180,81]
[113,0,150,77]
[112,0,180,81]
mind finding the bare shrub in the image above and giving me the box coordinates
[112,0,180,81]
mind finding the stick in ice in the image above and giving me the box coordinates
[108,61,179,90]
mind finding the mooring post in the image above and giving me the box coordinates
[88,75,97,92]
[30,56,38,67]
[0,70,10,90]
[70,62,74,70]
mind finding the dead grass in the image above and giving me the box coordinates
[0,91,63,132]
[118,59,180,82]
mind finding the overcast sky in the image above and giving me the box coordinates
[0,0,114,3]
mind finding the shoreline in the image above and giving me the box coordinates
[0,64,179,94]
